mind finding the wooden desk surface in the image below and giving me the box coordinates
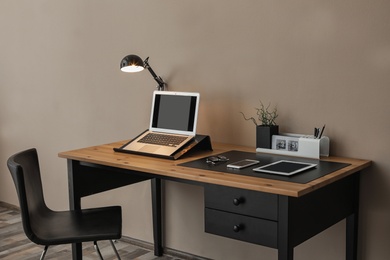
[58,140,371,197]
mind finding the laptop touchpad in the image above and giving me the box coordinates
[139,145,160,153]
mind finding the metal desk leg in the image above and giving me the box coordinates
[278,196,294,260]
[346,174,360,260]
[346,213,358,260]
[151,178,163,256]
[68,159,83,260]
[278,247,294,260]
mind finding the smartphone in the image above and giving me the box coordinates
[227,159,260,169]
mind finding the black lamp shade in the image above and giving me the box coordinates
[120,54,145,72]
[120,54,167,90]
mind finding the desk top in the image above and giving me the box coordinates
[59,140,371,197]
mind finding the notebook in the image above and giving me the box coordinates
[121,91,200,157]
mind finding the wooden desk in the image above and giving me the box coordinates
[59,140,371,260]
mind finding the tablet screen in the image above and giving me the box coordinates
[253,160,317,176]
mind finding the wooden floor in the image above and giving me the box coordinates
[0,202,206,260]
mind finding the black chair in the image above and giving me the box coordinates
[7,148,122,259]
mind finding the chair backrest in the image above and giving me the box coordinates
[7,148,50,243]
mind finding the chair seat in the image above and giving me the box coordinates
[31,206,122,245]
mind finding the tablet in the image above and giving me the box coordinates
[253,160,317,176]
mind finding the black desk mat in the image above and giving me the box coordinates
[179,150,350,184]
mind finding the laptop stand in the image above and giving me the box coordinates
[114,134,213,160]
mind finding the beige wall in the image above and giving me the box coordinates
[1,1,389,259]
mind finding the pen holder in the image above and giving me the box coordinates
[256,133,330,159]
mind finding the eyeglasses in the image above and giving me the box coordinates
[206,155,229,165]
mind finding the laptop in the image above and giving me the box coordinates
[120,91,200,157]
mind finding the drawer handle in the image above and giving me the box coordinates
[233,224,242,232]
[233,197,244,206]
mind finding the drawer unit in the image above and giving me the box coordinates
[204,185,279,246]
[205,185,278,221]
[205,208,277,248]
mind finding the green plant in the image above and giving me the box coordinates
[240,101,278,126]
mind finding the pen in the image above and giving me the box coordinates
[318,124,326,139]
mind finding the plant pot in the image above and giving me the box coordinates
[256,125,279,149]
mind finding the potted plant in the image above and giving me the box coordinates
[240,101,279,149]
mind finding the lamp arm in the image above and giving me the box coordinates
[144,57,167,91]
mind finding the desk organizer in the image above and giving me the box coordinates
[256,133,329,159]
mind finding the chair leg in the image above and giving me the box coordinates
[94,241,104,260]
[110,240,121,260]
[40,245,49,260]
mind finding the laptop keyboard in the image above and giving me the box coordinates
[139,133,187,147]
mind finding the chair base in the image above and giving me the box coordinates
[94,240,121,260]
[40,245,48,260]
[110,240,121,259]
[40,241,121,260]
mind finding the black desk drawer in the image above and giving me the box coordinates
[205,208,277,248]
[205,185,278,220]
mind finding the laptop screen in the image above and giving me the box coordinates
[150,91,200,136]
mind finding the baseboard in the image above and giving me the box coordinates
[0,201,20,211]
[120,236,212,260]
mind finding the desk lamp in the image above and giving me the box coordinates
[120,54,167,91]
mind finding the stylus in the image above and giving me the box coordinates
[318,124,326,139]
